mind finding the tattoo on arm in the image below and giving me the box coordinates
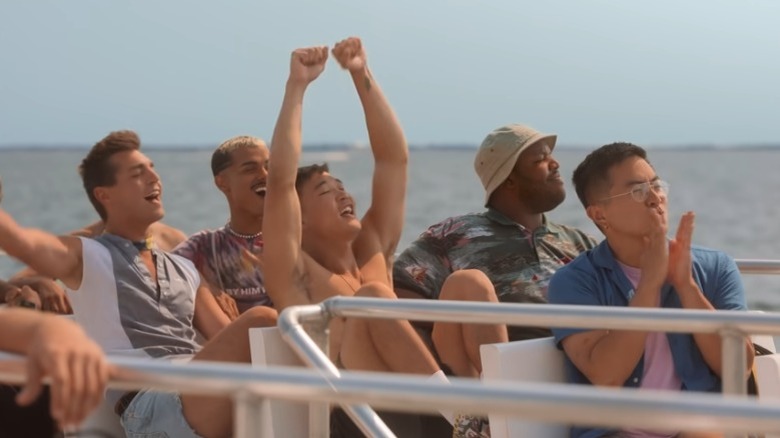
[364,75,372,92]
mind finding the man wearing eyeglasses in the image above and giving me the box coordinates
[548,142,754,438]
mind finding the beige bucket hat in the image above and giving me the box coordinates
[474,124,557,206]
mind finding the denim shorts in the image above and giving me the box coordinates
[120,390,202,438]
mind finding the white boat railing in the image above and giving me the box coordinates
[0,258,777,437]
[4,352,780,437]
[276,298,780,437]
[735,259,780,275]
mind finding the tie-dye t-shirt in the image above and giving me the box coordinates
[393,208,597,341]
[173,227,272,313]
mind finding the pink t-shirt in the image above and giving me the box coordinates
[619,262,681,438]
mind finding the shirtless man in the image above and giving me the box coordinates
[0,130,276,438]
[263,38,446,378]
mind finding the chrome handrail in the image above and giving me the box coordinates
[278,298,780,435]
[3,354,780,436]
[735,259,780,275]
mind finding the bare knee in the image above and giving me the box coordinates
[235,305,278,328]
[355,281,397,299]
[439,269,497,302]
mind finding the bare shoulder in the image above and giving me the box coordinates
[150,222,188,251]
[69,220,104,238]
[353,233,393,283]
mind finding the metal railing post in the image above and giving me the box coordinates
[304,313,332,438]
[721,329,748,396]
[722,328,749,438]
[279,306,396,438]
[234,390,260,438]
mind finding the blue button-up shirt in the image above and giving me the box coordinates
[548,240,747,438]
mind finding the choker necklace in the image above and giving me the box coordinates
[131,237,154,252]
[103,231,153,251]
[226,222,262,240]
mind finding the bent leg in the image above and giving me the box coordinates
[181,306,278,438]
[432,269,507,377]
[339,282,440,375]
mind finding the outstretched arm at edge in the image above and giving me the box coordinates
[0,209,82,289]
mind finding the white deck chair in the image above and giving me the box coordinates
[480,336,566,438]
[751,335,779,438]
[248,326,309,437]
[481,331,776,438]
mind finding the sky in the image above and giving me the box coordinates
[1,0,778,148]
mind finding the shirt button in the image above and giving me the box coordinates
[632,377,639,383]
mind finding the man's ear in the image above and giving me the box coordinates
[214,174,229,194]
[94,187,110,207]
[586,204,609,230]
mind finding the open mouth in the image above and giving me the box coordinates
[340,206,355,217]
[252,182,267,197]
[144,190,161,203]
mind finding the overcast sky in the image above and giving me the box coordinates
[1,0,778,148]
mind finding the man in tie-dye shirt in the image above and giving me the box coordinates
[174,136,273,321]
[394,124,597,379]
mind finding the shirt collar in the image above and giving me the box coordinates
[100,233,156,255]
[484,207,559,235]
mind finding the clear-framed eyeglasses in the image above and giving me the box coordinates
[599,180,669,203]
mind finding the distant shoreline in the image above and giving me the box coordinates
[0,143,779,152]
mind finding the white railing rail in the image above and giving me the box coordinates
[735,259,780,275]
[3,354,780,436]
[278,298,780,437]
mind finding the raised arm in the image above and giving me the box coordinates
[0,209,83,289]
[332,37,409,258]
[262,46,328,311]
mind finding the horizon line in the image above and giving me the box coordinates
[1,142,780,152]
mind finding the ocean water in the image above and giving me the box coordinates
[1,147,779,309]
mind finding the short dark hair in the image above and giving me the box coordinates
[78,130,141,221]
[572,142,648,208]
[295,163,329,193]
[211,136,265,176]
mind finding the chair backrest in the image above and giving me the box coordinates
[480,336,567,438]
[248,326,309,438]
[753,351,780,438]
[480,330,776,438]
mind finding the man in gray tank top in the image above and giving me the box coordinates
[0,130,277,438]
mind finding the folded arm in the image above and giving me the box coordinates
[193,280,233,341]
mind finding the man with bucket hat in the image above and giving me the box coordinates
[394,123,598,379]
